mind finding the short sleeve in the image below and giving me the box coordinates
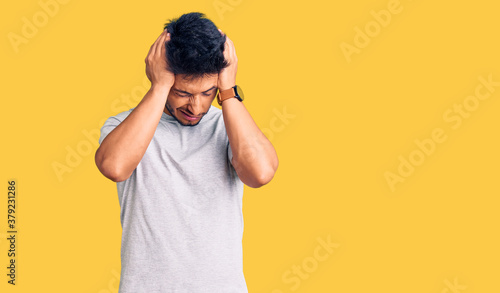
[98,109,133,145]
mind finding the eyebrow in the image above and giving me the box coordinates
[173,86,217,95]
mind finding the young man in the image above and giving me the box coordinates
[95,12,278,292]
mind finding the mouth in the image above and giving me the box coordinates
[179,109,200,121]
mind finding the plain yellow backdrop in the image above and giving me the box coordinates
[1,0,499,292]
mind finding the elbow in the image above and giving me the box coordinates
[246,163,279,188]
[95,149,131,182]
[234,152,279,188]
[103,167,130,183]
[254,172,275,188]
[255,153,279,187]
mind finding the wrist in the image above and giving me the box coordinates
[150,83,172,94]
[218,83,236,91]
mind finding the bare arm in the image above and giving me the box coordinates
[217,30,279,188]
[222,98,279,188]
[95,30,175,182]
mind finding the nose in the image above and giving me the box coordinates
[187,95,202,116]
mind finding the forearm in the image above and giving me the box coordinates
[95,85,170,181]
[221,98,278,188]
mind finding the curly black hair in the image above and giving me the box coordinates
[163,12,229,80]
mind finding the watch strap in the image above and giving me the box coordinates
[217,86,237,106]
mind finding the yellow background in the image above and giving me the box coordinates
[1,0,499,292]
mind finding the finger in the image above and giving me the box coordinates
[150,30,167,57]
[152,30,167,56]
[154,31,168,58]
[147,31,164,59]
[154,33,169,63]
[224,36,231,49]
[160,33,170,59]
[224,36,235,59]
[146,41,155,59]
[222,41,231,60]
[164,32,171,47]
[227,37,235,56]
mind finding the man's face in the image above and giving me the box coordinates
[164,74,218,126]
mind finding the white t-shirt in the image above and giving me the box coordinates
[99,105,247,293]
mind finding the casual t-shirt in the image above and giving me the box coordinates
[98,105,247,293]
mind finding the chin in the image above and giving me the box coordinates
[175,114,203,127]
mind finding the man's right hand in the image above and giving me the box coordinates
[145,30,175,89]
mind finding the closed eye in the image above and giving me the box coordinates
[174,87,215,97]
[202,88,217,96]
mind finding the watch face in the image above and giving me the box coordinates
[235,85,244,102]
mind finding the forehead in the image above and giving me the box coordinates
[173,74,218,92]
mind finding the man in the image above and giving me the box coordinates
[95,12,278,292]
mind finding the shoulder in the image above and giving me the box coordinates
[103,108,134,125]
[99,108,134,145]
[114,108,135,121]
